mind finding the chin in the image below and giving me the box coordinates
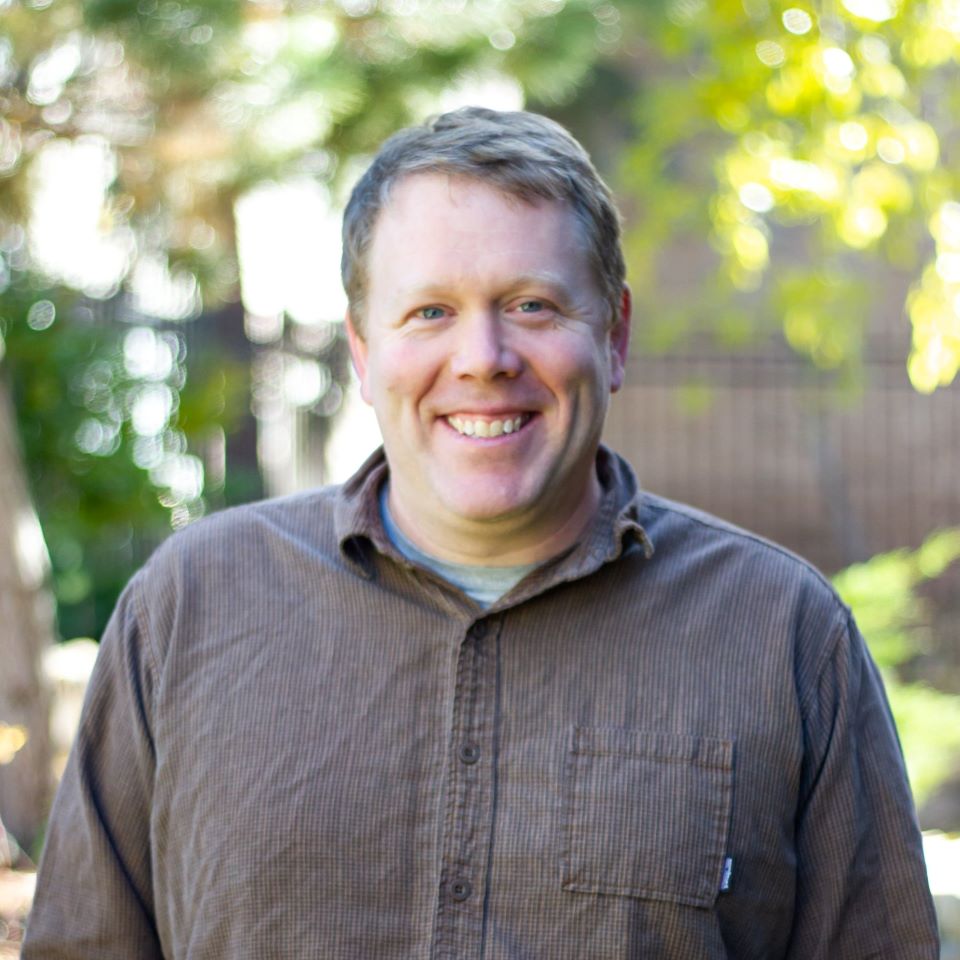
[441,490,533,524]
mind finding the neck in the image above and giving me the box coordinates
[386,472,602,567]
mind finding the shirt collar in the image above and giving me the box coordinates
[335,444,654,597]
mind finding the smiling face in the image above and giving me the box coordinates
[347,173,630,565]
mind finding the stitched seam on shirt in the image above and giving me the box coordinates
[641,498,850,612]
[574,752,732,770]
[427,638,460,958]
[573,729,733,767]
[460,626,482,856]
[479,618,503,960]
[562,880,714,908]
[558,735,577,900]
[797,608,850,717]
[130,568,161,733]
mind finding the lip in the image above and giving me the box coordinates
[442,406,533,418]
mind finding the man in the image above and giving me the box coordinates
[25,107,938,958]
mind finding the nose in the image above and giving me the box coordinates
[449,309,523,380]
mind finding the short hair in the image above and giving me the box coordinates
[341,106,626,333]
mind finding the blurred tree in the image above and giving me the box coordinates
[0,383,53,854]
[596,0,960,393]
[1,0,608,304]
[0,276,251,639]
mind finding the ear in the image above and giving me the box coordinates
[608,285,631,394]
[345,311,372,405]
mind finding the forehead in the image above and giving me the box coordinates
[366,173,592,293]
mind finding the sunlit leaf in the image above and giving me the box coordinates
[0,724,28,765]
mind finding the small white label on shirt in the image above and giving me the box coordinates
[720,857,734,892]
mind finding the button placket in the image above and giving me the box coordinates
[430,618,500,957]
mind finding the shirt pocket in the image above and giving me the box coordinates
[560,726,734,909]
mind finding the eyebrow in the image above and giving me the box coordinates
[395,272,578,303]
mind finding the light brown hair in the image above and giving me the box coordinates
[341,106,625,334]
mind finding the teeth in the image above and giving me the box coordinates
[448,415,526,438]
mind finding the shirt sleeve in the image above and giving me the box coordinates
[23,571,164,959]
[786,612,940,958]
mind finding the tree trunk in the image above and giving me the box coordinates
[0,381,54,856]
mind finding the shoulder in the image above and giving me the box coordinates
[641,492,840,595]
[637,492,852,666]
[136,486,344,604]
[120,486,350,663]
[157,486,338,557]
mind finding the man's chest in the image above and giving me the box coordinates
[148,586,803,959]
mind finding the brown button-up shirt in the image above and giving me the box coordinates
[24,446,939,959]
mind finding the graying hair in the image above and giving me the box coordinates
[341,106,626,333]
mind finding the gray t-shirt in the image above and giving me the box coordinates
[379,484,538,608]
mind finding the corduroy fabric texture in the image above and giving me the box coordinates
[24,446,939,959]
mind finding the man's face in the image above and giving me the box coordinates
[347,173,630,562]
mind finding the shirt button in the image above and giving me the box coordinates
[458,742,480,765]
[451,879,472,902]
[468,621,487,640]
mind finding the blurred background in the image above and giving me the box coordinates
[0,0,959,952]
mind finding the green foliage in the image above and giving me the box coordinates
[0,0,607,306]
[614,0,960,392]
[833,529,960,799]
[0,273,247,640]
[882,683,960,803]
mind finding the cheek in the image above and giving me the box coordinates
[542,338,612,397]
[372,342,440,405]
